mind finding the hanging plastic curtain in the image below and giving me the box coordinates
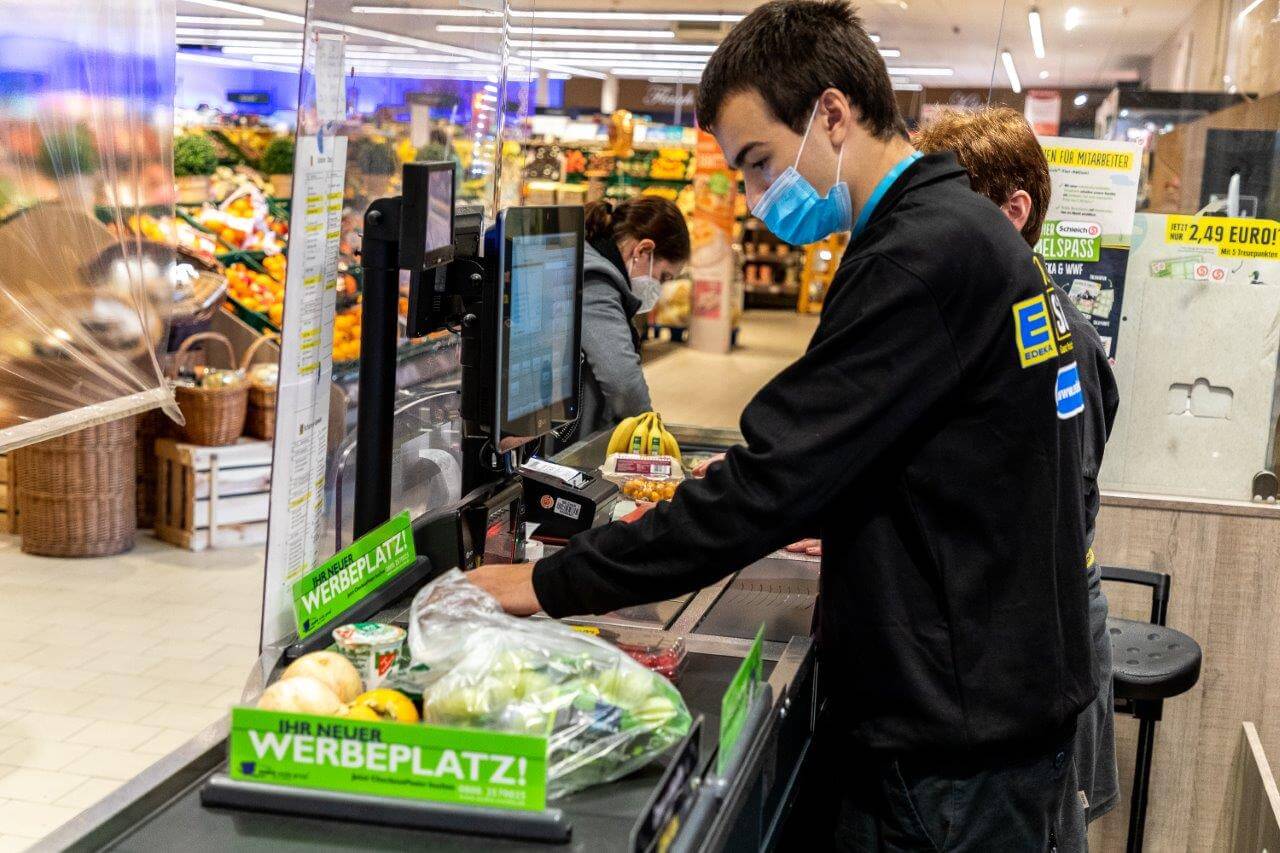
[0,0,180,452]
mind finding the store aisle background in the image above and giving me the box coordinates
[0,310,812,850]
[644,310,817,428]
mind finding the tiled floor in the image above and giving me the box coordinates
[644,310,819,428]
[0,309,813,850]
[0,535,264,849]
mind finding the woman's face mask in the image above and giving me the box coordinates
[628,252,662,313]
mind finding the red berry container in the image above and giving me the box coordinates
[600,628,688,683]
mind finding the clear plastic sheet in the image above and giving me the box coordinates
[408,570,693,799]
[0,0,179,452]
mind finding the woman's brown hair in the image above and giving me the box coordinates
[584,197,691,264]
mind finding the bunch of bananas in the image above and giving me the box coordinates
[607,411,682,461]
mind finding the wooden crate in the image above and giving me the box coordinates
[154,437,272,551]
[0,453,14,534]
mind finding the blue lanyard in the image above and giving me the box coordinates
[851,151,922,238]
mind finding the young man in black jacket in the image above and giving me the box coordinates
[471,1,1096,847]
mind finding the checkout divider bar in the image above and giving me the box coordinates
[672,634,816,853]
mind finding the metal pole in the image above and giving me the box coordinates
[354,198,401,538]
[1127,716,1157,853]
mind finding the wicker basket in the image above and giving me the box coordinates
[14,417,137,557]
[135,408,166,528]
[171,332,248,447]
[241,333,279,441]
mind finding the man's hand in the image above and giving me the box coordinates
[785,538,823,556]
[467,563,542,615]
[691,452,726,478]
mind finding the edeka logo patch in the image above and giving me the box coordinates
[1056,362,1085,420]
[1012,294,1058,367]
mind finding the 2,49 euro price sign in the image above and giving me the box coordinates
[229,708,549,811]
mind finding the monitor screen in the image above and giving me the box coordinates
[490,205,584,439]
[425,167,453,254]
[399,160,455,271]
[505,231,578,422]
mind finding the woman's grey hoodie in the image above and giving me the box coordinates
[577,241,653,437]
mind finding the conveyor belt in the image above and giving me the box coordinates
[90,653,768,852]
[50,423,819,853]
[694,554,819,643]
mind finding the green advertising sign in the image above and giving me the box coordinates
[229,707,548,811]
[291,510,416,639]
[718,624,764,774]
[1036,220,1102,263]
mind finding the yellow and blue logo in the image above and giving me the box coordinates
[1012,294,1058,368]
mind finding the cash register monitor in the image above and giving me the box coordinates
[399,161,455,272]
[492,206,584,440]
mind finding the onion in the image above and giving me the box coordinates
[257,676,343,715]
[282,651,363,703]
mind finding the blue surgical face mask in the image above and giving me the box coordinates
[751,102,851,246]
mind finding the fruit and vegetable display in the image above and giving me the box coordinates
[406,570,692,799]
[208,165,274,203]
[225,256,361,362]
[648,148,692,181]
[606,411,682,461]
[652,278,691,328]
[125,213,220,259]
[225,261,282,319]
[192,187,287,254]
[174,133,218,179]
[332,305,362,363]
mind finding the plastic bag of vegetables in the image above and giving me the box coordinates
[407,569,692,799]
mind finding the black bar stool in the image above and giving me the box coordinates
[1101,566,1203,853]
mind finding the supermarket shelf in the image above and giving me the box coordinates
[742,254,801,265]
[610,176,693,186]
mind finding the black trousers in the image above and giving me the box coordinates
[782,723,1077,852]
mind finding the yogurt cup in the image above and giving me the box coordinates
[333,622,406,688]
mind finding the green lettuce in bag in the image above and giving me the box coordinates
[407,570,692,799]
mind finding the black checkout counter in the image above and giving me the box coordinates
[39,424,822,853]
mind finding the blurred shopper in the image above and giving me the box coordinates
[577,197,690,438]
[916,105,1121,850]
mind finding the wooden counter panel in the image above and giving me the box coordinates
[1087,502,1280,852]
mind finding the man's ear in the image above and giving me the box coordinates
[1001,189,1034,234]
[817,87,856,148]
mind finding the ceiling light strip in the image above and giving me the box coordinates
[182,0,303,25]
[885,66,953,76]
[1000,50,1022,93]
[1028,8,1046,60]
[510,40,717,51]
[176,15,264,25]
[439,24,675,38]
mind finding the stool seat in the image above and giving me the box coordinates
[1108,617,1202,702]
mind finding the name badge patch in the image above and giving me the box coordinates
[1012,294,1059,367]
[1055,361,1085,419]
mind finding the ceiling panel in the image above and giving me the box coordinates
[175,0,1202,88]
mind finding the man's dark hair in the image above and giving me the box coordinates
[696,0,907,140]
